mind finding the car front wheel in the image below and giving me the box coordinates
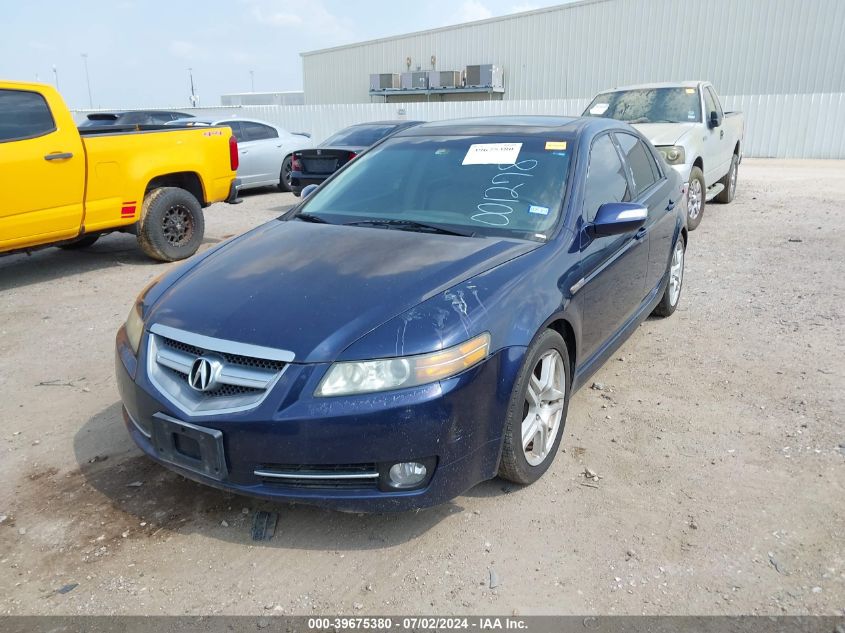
[498,329,571,485]
[687,166,705,230]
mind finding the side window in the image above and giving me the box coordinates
[583,134,630,222]
[242,122,278,141]
[703,88,717,119]
[0,89,56,142]
[706,87,723,118]
[220,121,244,141]
[614,133,659,196]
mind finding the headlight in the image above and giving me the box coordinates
[657,145,686,165]
[316,332,491,397]
[125,303,144,355]
[123,274,164,355]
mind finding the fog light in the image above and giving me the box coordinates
[388,462,428,489]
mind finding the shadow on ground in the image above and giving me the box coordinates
[62,402,469,551]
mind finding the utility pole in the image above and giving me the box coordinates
[188,67,198,106]
[250,70,255,92]
[81,54,93,108]
[52,65,59,91]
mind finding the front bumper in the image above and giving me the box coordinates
[115,327,524,512]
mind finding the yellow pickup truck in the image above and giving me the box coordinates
[0,80,239,261]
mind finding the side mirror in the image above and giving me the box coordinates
[709,110,722,128]
[592,202,647,237]
[301,184,319,199]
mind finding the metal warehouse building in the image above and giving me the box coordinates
[295,0,845,158]
[303,0,844,104]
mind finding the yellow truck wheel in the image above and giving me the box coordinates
[137,187,205,262]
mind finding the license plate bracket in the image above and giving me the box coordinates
[151,413,228,481]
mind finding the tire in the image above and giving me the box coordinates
[714,154,738,204]
[498,329,571,485]
[137,187,204,262]
[686,166,705,231]
[652,234,686,318]
[277,156,293,192]
[58,234,100,250]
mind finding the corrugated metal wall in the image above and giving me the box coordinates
[73,91,845,158]
[301,0,845,104]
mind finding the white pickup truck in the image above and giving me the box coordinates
[584,81,744,230]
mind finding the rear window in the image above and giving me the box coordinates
[584,87,701,124]
[322,124,398,147]
[0,89,56,142]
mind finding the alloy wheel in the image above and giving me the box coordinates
[669,239,685,306]
[161,205,194,247]
[688,178,702,220]
[522,350,566,466]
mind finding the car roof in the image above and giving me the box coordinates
[346,120,424,128]
[395,115,614,138]
[171,117,277,127]
[598,81,705,93]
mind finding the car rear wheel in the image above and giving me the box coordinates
[277,156,293,192]
[687,166,705,231]
[715,154,738,204]
[652,234,686,317]
[137,187,205,262]
[498,329,571,485]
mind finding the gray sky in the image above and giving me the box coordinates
[1,0,567,110]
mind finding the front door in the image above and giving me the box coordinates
[0,88,85,250]
[578,133,649,362]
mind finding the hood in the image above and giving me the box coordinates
[631,122,697,147]
[147,220,538,363]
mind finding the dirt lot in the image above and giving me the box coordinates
[0,159,843,616]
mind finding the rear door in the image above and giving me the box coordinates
[0,87,85,250]
[613,131,676,293]
[240,121,282,185]
[578,133,650,362]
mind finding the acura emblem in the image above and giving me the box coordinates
[188,357,220,392]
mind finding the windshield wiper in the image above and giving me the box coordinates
[344,219,477,237]
[293,212,331,224]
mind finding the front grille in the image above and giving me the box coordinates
[255,463,379,490]
[147,324,293,416]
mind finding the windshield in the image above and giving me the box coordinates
[322,124,399,147]
[298,135,572,241]
[584,87,701,124]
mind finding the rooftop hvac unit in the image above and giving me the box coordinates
[400,71,429,90]
[465,64,503,89]
[370,73,401,91]
[428,71,463,89]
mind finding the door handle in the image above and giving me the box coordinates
[720,129,725,140]
[635,227,648,241]
[666,198,676,211]
[44,152,73,161]
[240,150,248,154]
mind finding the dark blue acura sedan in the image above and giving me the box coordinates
[115,116,688,512]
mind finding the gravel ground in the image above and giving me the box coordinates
[0,159,843,616]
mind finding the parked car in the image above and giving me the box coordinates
[0,80,239,261]
[169,118,312,192]
[78,110,194,127]
[116,115,688,512]
[584,81,744,229]
[289,120,423,196]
